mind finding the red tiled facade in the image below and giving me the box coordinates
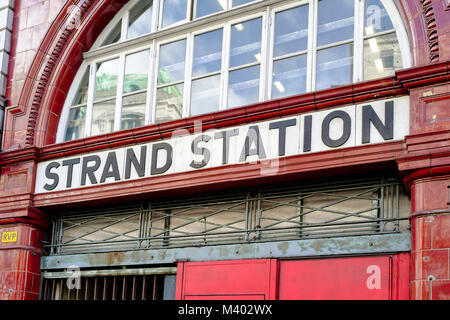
[0,0,449,300]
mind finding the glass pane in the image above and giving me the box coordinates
[102,20,121,46]
[156,84,184,123]
[92,99,116,136]
[191,75,220,116]
[72,67,90,105]
[274,5,309,57]
[64,106,86,141]
[128,0,152,39]
[161,0,188,28]
[316,44,353,91]
[121,92,147,130]
[193,29,223,77]
[317,0,354,47]
[230,18,262,68]
[124,50,150,94]
[228,65,260,109]
[272,54,307,99]
[232,0,255,7]
[365,0,394,36]
[158,40,186,85]
[94,59,119,100]
[195,0,226,18]
[364,33,402,80]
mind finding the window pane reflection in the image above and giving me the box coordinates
[365,0,394,35]
[317,0,354,47]
[102,20,121,46]
[274,5,309,57]
[364,33,401,80]
[72,67,90,105]
[158,40,187,85]
[316,44,353,91]
[195,0,226,18]
[193,29,223,77]
[162,0,188,28]
[228,65,260,108]
[92,99,116,136]
[191,75,220,116]
[128,1,152,39]
[232,0,256,7]
[124,50,149,94]
[272,54,307,99]
[95,59,119,100]
[121,92,147,130]
[65,106,86,141]
[156,84,184,123]
[230,18,262,68]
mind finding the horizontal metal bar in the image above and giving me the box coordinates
[43,267,177,279]
[41,233,411,270]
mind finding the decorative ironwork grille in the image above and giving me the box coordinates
[47,176,410,255]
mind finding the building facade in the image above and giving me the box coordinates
[0,0,449,300]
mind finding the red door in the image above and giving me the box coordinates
[176,254,409,300]
[278,254,409,300]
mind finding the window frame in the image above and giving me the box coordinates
[57,0,411,143]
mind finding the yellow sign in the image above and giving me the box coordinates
[1,231,18,243]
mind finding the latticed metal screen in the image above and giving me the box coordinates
[48,176,410,255]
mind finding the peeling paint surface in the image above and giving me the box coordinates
[42,233,411,270]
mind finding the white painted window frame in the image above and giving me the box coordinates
[57,0,412,143]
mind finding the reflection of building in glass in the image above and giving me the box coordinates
[121,92,147,130]
[156,69,183,123]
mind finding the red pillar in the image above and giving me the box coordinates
[0,222,45,299]
[409,173,450,300]
[0,155,48,300]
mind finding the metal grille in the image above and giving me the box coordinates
[47,176,410,254]
[41,268,176,300]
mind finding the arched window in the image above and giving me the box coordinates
[58,0,411,142]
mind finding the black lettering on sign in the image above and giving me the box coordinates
[362,101,394,144]
[215,129,239,165]
[239,126,267,162]
[62,158,80,188]
[303,115,312,152]
[100,152,121,183]
[44,162,60,191]
[322,110,351,148]
[190,135,211,169]
[269,119,297,156]
[125,146,147,179]
[151,143,173,175]
[81,155,101,186]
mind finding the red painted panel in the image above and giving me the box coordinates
[278,256,400,300]
[185,295,265,300]
[176,259,278,300]
[176,255,409,300]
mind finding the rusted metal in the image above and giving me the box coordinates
[142,276,147,300]
[93,278,98,300]
[84,278,89,300]
[131,276,137,300]
[42,233,411,270]
[152,276,157,300]
[112,276,117,300]
[43,267,177,279]
[122,276,127,300]
[103,277,107,300]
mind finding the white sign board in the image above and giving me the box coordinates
[35,97,410,194]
